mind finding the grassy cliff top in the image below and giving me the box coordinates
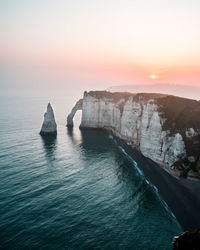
[86,91,167,102]
[157,95,200,132]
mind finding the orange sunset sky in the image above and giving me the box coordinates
[1,0,200,93]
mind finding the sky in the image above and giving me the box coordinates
[1,0,200,94]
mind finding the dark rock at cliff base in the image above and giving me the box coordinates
[40,103,57,136]
[173,227,200,250]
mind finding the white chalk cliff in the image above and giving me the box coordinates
[40,103,57,135]
[68,91,200,178]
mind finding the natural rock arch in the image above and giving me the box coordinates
[66,99,83,127]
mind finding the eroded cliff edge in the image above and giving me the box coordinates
[69,91,200,179]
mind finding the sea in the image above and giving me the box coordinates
[0,92,182,249]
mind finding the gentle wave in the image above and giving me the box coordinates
[0,96,182,249]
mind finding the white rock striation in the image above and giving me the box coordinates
[40,103,57,135]
[80,92,188,167]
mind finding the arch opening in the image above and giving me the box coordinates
[67,99,83,127]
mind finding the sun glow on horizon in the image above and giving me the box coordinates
[1,1,200,86]
[150,74,157,80]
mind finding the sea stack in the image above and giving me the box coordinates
[40,103,57,136]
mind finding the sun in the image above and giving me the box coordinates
[150,74,157,79]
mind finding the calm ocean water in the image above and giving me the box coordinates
[0,95,182,249]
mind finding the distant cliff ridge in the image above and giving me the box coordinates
[107,84,200,100]
[67,91,200,179]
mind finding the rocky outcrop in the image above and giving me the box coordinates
[74,91,200,179]
[173,227,200,249]
[40,103,57,135]
[67,99,83,127]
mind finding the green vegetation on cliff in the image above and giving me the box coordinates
[157,95,200,133]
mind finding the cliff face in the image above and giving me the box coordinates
[70,91,200,178]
